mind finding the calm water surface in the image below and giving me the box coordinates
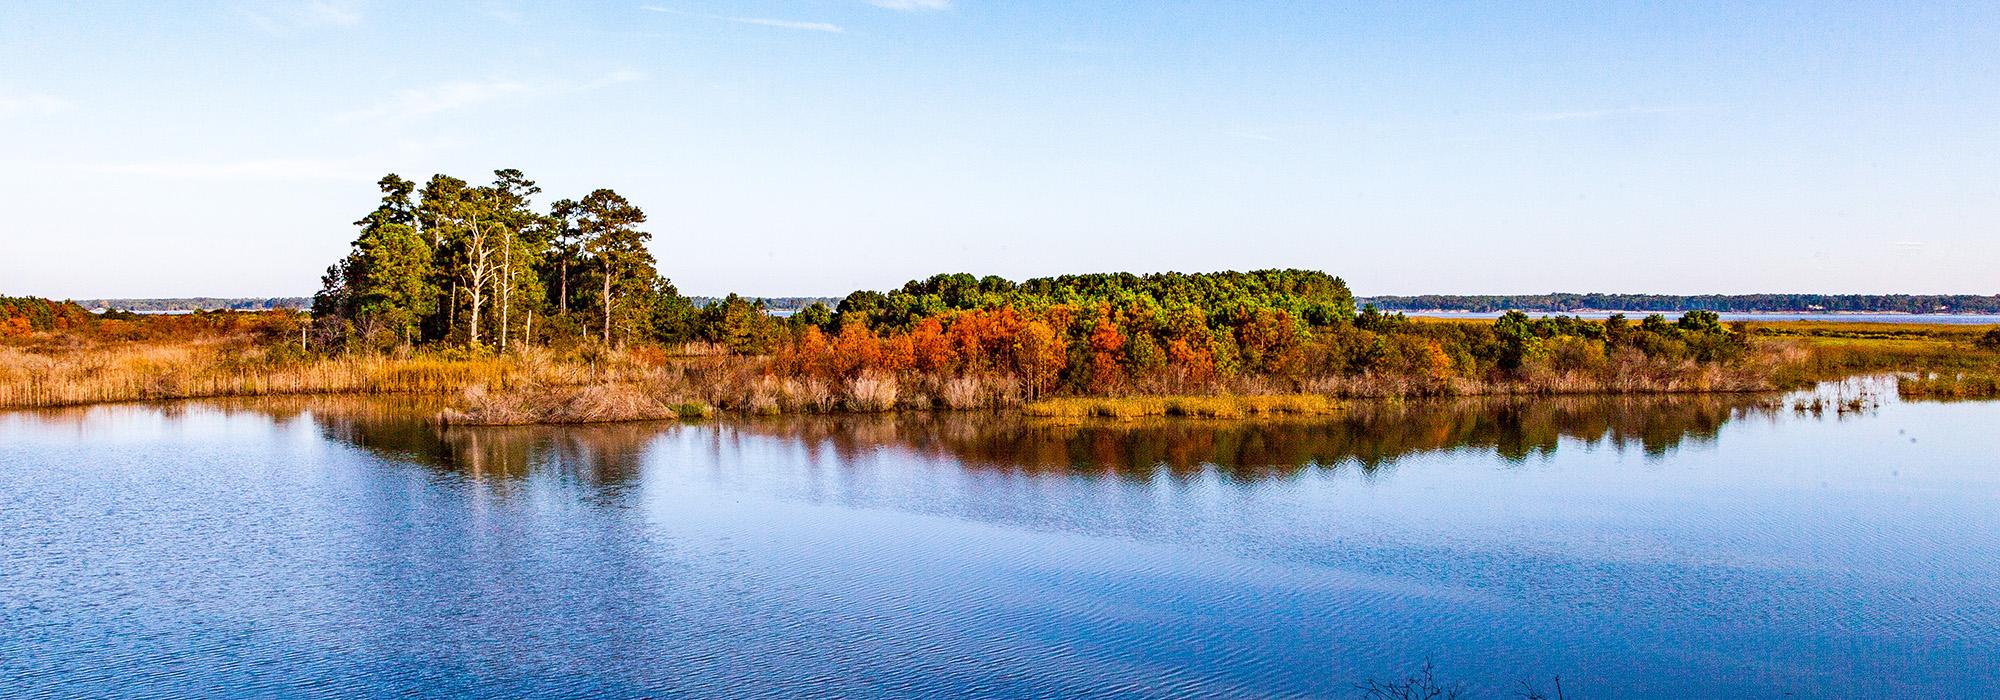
[1399,311,2000,324]
[3,381,1998,698]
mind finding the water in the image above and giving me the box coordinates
[3,383,1997,697]
[1397,311,2000,324]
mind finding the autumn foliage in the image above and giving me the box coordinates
[760,272,1785,401]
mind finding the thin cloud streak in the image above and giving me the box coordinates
[339,70,645,121]
[0,93,73,116]
[868,0,951,10]
[1519,105,1702,122]
[236,0,365,34]
[78,139,462,182]
[1225,130,1280,143]
[82,158,379,182]
[640,5,844,33]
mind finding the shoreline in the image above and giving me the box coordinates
[6,318,1994,419]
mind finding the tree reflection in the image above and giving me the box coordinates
[727,393,1773,480]
[251,397,662,488]
[243,392,1775,486]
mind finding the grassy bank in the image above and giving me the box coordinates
[0,340,657,409]
[4,319,1997,422]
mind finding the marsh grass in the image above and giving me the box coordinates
[1897,372,2000,401]
[439,383,709,425]
[0,339,655,409]
[9,319,1998,423]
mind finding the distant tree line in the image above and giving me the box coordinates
[691,296,838,313]
[1362,293,2000,314]
[76,298,309,312]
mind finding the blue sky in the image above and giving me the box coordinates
[1,1,1995,298]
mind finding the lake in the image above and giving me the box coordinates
[3,381,1997,697]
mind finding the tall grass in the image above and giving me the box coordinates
[0,339,652,409]
[1897,372,2000,401]
[7,319,1998,421]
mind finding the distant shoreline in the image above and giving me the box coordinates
[1388,310,2000,324]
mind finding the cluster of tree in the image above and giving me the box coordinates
[313,170,683,351]
[764,272,1752,396]
[76,298,308,312]
[1364,293,2000,314]
[831,270,1358,330]
[0,296,92,338]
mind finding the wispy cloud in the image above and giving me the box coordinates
[84,158,379,181]
[0,93,73,117]
[1225,130,1281,143]
[868,0,951,10]
[79,139,460,182]
[1519,105,1699,122]
[339,70,645,121]
[640,5,844,33]
[236,0,364,34]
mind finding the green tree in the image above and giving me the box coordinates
[486,169,548,351]
[576,188,654,345]
[313,174,436,347]
[547,198,583,315]
[352,222,438,344]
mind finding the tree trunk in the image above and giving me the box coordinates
[601,264,613,346]
[467,214,487,347]
[500,233,512,353]
[468,287,482,346]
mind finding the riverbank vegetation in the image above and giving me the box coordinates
[5,170,1998,418]
[1897,372,2000,400]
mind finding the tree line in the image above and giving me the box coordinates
[76,298,308,312]
[768,275,1757,397]
[299,169,1768,397]
[312,169,696,351]
[1363,293,2000,314]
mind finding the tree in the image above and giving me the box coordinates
[576,189,653,346]
[1087,315,1126,392]
[313,173,436,348]
[451,188,504,347]
[483,169,548,351]
[353,222,437,344]
[1014,319,1064,398]
[791,302,834,331]
[547,198,582,314]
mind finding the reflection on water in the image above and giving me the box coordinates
[728,393,1766,478]
[287,392,1780,486]
[5,380,1996,699]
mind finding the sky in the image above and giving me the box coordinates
[1,1,1995,299]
